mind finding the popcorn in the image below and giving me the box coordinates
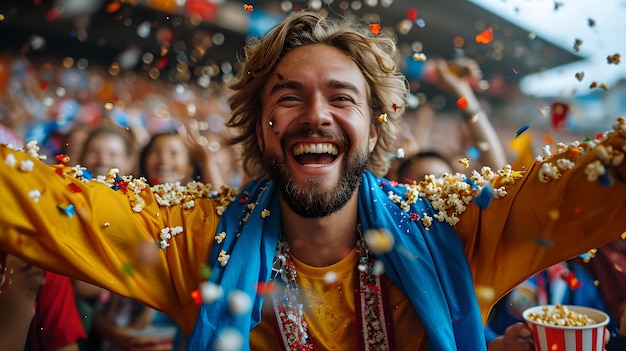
[28,189,42,203]
[526,304,597,327]
[218,250,230,267]
[584,160,605,182]
[19,159,35,172]
[4,153,16,167]
[228,290,252,316]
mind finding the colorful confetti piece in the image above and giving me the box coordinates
[57,204,75,218]
[456,96,468,110]
[370,23,381,35]
[475,27,493,44]
[474,183,492,209]
[515,124,530,137]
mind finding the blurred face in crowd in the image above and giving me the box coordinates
[80,132,134,177]
[142,134,194,185]
[257,44,378,217]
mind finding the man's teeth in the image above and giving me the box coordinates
[293,143,338,156]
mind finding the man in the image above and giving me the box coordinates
[1,11,625,351]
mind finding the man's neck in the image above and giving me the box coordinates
[279,192,360,267]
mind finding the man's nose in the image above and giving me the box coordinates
[300,95,333,128]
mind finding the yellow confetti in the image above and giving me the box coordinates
[377,113,388,123]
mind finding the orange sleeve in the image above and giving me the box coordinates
[0,143,232,335]
[455,119,626,322]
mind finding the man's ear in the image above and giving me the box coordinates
[369,122,380,153]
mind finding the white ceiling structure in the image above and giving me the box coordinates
[471,0,626,98]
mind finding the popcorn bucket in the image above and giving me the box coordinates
[523,305,610,351]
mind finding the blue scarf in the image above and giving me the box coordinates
[189,171,485,350]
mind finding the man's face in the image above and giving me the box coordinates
[258,44,378,217]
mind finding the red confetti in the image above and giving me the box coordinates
[410,213,420,221]
[392,103,397,112]
[407,8,418,22]
[256,282,275,295]
[40,81,48,90]
[55,167,65,178]
[389,180,398,187]
[243,4,253,12]
[542,134,555,147]
[191,289,202,304]
[45,7,62,21]
[56,154,69,165]
[475,27,493,44]
[456,96,469,110]
[550,102,570,130]
[105,0,121,13]
[560,271,582,290]
[238,197,247,204]
[68,183,82,193]
[370,23,381,35]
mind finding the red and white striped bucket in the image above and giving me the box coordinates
[523,305,610,351]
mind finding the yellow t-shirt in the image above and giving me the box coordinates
[249,251,427,350]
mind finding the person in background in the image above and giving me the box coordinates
[0,255,87,351]
[0,11,625,351]
[486,239,626,351]
[388,57,507,183]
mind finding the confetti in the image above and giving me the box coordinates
[370,23,381,35]
[475,27,493,44]
[456,96,468,110]
[588,18,596,27]
[412,52,427,61]
[407,8,418,22]
[228,290,252,316]
[474,183,492,209]
[121,263,133,275]
[364,228,395,253]
[550,102,569,129]
[57,204,75,218]
[214,328,244,351]
[200,281,223,304]
[68,183,82,193]
[573,38,583,52]
[243,4,253,12]
[534,237,554,248]
[515,124,530,137]
[377,113,388,123]
[561,271,582,290]
[607,53,621,64]
[575,72,584,81]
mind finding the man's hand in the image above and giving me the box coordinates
[487,322,534,351]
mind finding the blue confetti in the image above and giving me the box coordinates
[579,252,592,260]
[57,204,75,218]
[599,164,613,187]
[463,178,479,190]
[81,168,93,180]
[467,146,480,160]
[534,237,554,248]
[515,124,530,137]
[474,183,493,209]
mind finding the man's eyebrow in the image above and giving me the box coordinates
[269,80,303,95]
[327,79,360,94]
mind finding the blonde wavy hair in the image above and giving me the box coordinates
[227,11,409,179]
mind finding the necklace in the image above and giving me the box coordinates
[270,226,394,351]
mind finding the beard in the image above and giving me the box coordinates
[263,132,370,218]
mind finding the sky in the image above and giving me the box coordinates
[470,0,626,98]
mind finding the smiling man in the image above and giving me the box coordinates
[1,10,626,351]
